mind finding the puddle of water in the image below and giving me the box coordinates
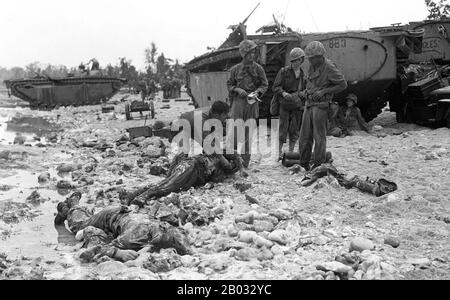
[0,200,72,259]
[0,168,72,200]
[0,168,78,259]
[0,166,91,273]
[0,109,58,146]
[0,106,88,266]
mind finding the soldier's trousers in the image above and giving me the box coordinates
[279,107,303,144]
[298,106,328,167]
[127,156,206,207]
[228,97,259,156]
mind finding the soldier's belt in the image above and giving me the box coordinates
[305,100,330,109]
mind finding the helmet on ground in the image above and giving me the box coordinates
[289,48,306,62]
[346,93,358,104]
[305,41,326,58]
[239,40,258,57]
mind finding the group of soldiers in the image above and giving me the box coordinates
[235,39,372,169]
[137,77,182,101]
[53,40,380,263]
[77,58,101,77]
[137,79,158,101]
[174,39,371,170]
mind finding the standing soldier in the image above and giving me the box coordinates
[272,48,306,158]
[298,41,347,171]
[227,40,268,167]
[139,79,148,101]
[90,58,101,76]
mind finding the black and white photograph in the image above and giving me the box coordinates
[0,0,449,283]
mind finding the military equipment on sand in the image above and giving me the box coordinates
[126,126,153,140]
[401,72,450,128]
[4,76,126,109]
[372,20,450,126]
[186,11,424,121]
[388,61,450,128]
[125,100,155,120]
[432,86,450,127]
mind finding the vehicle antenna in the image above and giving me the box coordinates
[282,0,291,24]
[242,2,260,26]
[303,0,319,32]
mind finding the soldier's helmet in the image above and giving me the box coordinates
[346,93,358,105]
[305,41,326,58]
[239,40,258,57]
[289,48,306,62]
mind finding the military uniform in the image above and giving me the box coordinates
[298,58,347,168]
[273,65,306,149]
[334,106,370,135]
[125,153,242,207]
[65,206,190,262]
[227,62,268,164]
[227,62,268,121]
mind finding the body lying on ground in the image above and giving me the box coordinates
[54,192,190,262]
[122,152,243,207]
[300,163,397,197]
[53,153,242,262]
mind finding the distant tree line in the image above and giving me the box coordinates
[0,42,185,93]
[0,63,73,85]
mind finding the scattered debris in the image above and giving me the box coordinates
[233,182,252,193]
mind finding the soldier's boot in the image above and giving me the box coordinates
[278,143,285,161]
[301,163,311,172]
[310,151,333,170]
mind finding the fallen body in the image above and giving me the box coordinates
[123,153,244,207]
[301,164,397,197]
[54,192,190,262]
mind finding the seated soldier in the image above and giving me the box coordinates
[122,152,244,207]
[54,192,190,263]
[330,94,372,137]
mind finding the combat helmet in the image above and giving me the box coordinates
[305,41,326,58]
[289,48,306,62]
[239,40,258,57]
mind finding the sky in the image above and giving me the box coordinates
[0,0,429,70]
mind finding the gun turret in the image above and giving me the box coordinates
[219,3,260,49]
